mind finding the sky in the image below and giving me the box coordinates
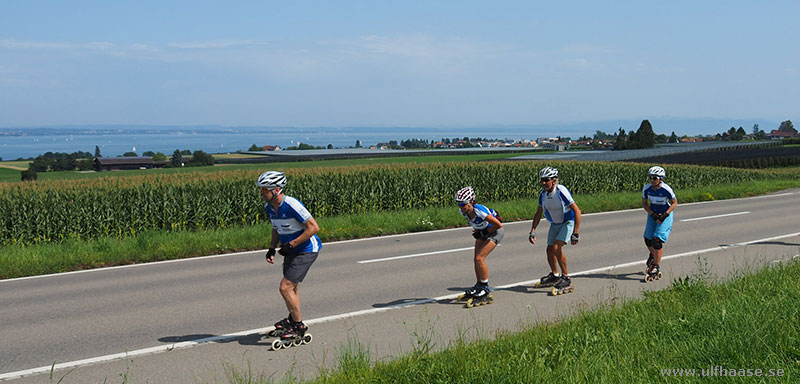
[0,1,797,129]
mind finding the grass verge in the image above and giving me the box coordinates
[1,179,798,280]
[292,260,800,383]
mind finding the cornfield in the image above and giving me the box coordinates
[0,161,786,245]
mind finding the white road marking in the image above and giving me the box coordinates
[3,231,798,381]
[357,247,474,264]
[680,211,750,222]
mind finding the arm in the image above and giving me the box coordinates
[485,214,502,234]
[266,227,280,264]
[570,202,581,245]
[288,217,320,248]
[529,206,543,244]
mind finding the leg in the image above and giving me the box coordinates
[279,277,302,322]
[546,244,558,274]
[552,240,568,276]
[474,238,496,281]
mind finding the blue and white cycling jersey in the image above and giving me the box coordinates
[265,196,322,253]
[461,204,499,230]
[539,184,576,224]
[642,183,676,214]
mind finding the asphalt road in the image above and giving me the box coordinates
[2,189,799,383]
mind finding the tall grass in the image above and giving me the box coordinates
[2,179,798,279]
[296,260,800,383]
[3,162,796,246]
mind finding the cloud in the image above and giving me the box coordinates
[0,39,113,50]
[166,40,268,49]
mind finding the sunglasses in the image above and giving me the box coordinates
[649,176,661,180]
[457,202,467,207]
[540,178,553,183]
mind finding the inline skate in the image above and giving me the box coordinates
[271,322,313,350]
[456,283,493,308]
[533,272,560,288]
[266,316,292,337]
[644,264,662,283]
[645,253,655,273]
[550,276,574,296]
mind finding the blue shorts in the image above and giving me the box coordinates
[644,213,673,243]
[547,221,575,245]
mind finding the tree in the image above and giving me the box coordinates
[669,131,679,143]
[355,140,362,148]
[152,152,167,162]
[122,151,138,157]
[327,144,333,149]
[21,168,37,181]
[94,145,102,158]
[171,150,183,167]
[778,120,796,133]
[634,119,656,149]
[248,144,260,151]
[752,124,760,135]
[189,150,215,166]
[613,128,628,150]
[736,127,747,138]
[142,151,155,157]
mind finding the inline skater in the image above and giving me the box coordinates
[529,167,582,295]
[258,171,321,349]
[642,166,677,282]
[455,186,504,308]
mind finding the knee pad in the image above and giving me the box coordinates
[644,238,653,247]
[652,238,663,250]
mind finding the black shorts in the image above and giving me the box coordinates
[283,251,318,283]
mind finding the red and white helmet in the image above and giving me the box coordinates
[455,186,476,203]
[648,166,666,178]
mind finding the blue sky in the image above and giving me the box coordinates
[1,1,797,128]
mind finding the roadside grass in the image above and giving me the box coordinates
[1,179,798,280]
[287,259,800,384]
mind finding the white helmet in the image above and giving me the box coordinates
[455,186,476,203]
[648,166,666,178]
[539,167,558,179]
[257,171,287,189]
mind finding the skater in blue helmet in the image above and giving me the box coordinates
[258,171,321,349]
[455,186,504,308]
[642,166,677,282]
[529,167,582,295]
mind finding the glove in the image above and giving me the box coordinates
[660,212,670,221]
[278,242,294,256]
[265,248,276,263]
[650,212,660,221]
[570,232,579,244]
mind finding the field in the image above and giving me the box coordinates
[631,143,800,168]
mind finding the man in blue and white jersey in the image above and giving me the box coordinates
[529,167,582,293]
[258,171,321,340]
[642,166,678,276]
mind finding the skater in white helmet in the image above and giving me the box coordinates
[642,166,677,282]
[258,171,321,349]
[529,167,582,295]
[455,186,504,308]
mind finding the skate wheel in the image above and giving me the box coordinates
[457,294,466,301]
[302,334,313,344]
[465,298,474,308]
[533,282,541,288]
[657,272,662,279]
[293,339,303,347]
[271,338,283,350]
[550,287,558,296]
